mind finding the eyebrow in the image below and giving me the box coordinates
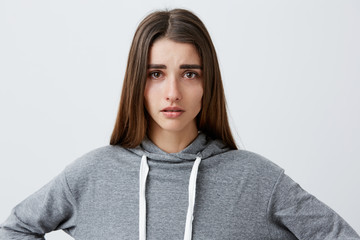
[147,64,203,69]
[180,64,202,69]
[147,64,166,69]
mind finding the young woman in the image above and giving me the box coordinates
[0,8,359,240]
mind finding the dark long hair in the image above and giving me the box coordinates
[110,8,237,150]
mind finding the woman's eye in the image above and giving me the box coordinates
[184,72,198,79]
[149,71,162,79]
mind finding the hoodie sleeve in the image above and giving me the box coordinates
[0,169,77,240]
[267,171,360,239]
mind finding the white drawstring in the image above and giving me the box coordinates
[183,156,202,240]
[139,155,202,240]
[139,155,149,240]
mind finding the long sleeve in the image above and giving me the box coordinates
[267,172,360,239]
[0,169,77,240]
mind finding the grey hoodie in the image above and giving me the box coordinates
[0,133,359,239]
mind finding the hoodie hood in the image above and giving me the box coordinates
[129,132,230,162]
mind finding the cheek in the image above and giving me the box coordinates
[195,85,204,106]
[187,85,203,114]
[144,82,160,113]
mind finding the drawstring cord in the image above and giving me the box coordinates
[139,155,149,240]
[139,155,202,240]
[183,156,202,240]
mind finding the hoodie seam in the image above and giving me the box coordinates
[63,168,79,236]
[266,169,284,240]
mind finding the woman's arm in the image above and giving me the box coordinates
[0,170,77,239]
[267,172,360,239]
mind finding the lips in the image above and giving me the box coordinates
[161,107,184,112]
[161,107,184,118]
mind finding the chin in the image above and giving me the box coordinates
[157,121,196,133]
[160,124,189,133]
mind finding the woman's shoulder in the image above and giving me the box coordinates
[67,145,126,166]
[63,145,136,182]
[218,148,284,180]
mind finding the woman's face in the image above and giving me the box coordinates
[144,38,203,137]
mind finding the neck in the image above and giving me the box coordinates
[147,126,198,154]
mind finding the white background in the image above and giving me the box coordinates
[0,0,359,239]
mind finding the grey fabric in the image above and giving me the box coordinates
[1,133,359,239]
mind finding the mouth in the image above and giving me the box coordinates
[161,107,185,112]
[161,107,185,118]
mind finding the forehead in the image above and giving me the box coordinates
[148,38,201,64]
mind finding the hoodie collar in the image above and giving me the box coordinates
[129,132,229,162]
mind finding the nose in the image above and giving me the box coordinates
[165,76,182,102]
